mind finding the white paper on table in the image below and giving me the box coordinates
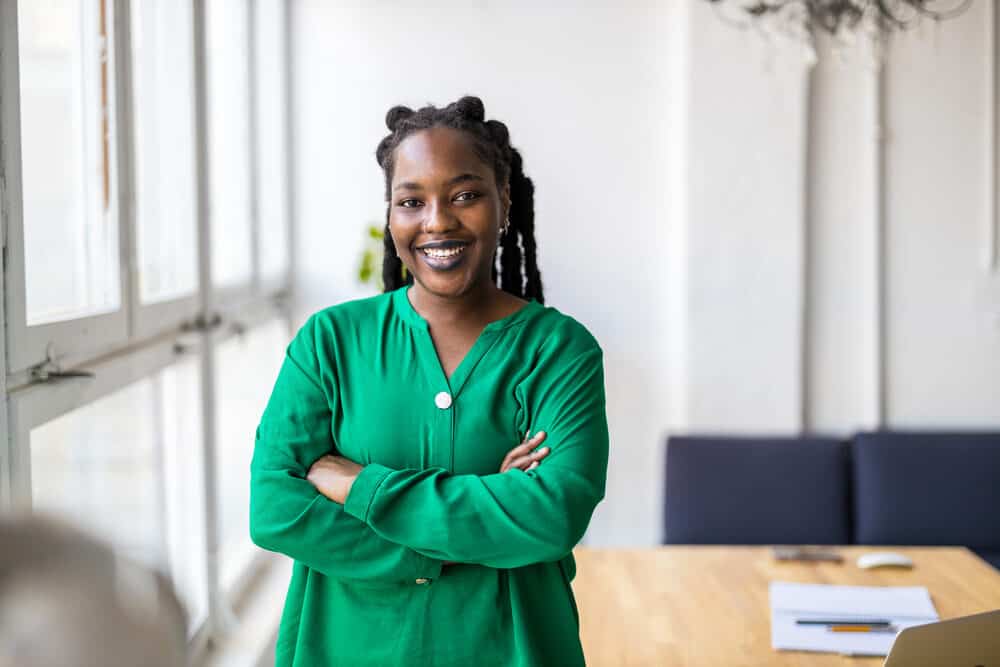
[769,582,939,657]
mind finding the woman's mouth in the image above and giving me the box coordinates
[417,242,469,270]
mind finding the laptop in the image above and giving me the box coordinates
[884,609,1000,666]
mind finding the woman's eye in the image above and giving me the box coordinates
[398,199,422,208]
[454,191,481,202]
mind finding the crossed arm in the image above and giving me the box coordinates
[249,322,608,582]
[305,431,551,505]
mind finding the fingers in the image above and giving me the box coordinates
[499,431,547,472]
[501,445,550,473]
[508,431,547,459]
[508,447,549,470]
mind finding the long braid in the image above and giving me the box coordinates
[499,220,522,299]
[508,147,543,304]
[375,96,544,303]
[381,207,410,292]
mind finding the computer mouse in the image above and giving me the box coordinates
[856,551,914,570]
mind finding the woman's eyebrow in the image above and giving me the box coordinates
[447,173,485,186]
[393,173,485,192]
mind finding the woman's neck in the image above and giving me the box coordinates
[408,280,515,329]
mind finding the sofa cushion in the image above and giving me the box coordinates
[664,436,851,545]
[852,432,1000,551]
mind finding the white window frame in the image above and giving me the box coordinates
[2,0,296,652]
[252,0,294,298]
[1,0,131,378]
[120,0,202,341]
[5,336,191,508]
[204,0,258,307]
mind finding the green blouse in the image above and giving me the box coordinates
[250,286,609,666]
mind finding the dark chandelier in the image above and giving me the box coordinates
[706,0,973,37]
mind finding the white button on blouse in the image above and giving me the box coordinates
[435,391,452,410]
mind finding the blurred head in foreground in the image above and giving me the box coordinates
[0,515,186,667]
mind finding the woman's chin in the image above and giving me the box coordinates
[411,267,488,300]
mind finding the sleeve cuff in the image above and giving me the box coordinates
[344,463,393,522]
[344,463,444,581]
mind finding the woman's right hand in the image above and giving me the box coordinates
[499,431,549,473]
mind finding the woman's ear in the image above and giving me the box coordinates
[502,182,512,218]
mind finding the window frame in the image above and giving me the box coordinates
[252,0,293,294]
[1,0,296,649]
[122,0,202,340]
[204,0,257,301]
[5,335,193,508]
[1,0,131,377]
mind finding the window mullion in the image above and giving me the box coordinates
[0,0,23,513]
[113,0,139,342]
[282,0,296,296]
[248,0,261,297]
[192,0,227,641]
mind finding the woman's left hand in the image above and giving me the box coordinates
[306,455,363,504]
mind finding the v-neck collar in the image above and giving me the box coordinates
[392,286,542,397]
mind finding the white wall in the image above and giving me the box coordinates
[292,0,1000,546]
[882,10,1000,426]
[684,8,810,432]
[680,0,1000,436]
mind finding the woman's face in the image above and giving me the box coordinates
[388,126,509,300]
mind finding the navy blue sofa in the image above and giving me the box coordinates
[852,431,1000,571]
[664,432,1000,571]
[664,436,852,545]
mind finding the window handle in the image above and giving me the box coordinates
[32,368,96,383]
[29,346,96,384]
[181,312,223,332]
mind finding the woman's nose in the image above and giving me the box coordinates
[422,201,459,233]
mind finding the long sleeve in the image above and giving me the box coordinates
[342,344,608,570]
[249,316,443,584]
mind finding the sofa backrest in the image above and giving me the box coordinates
[664,436,851,545]
[852,431,1000,551]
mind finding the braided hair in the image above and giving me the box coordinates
[375,96,544,304]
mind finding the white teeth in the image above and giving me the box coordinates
[423,245,466,258]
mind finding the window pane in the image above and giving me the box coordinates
[160,357,209,630]
[206,0,253,289]
[18,0,121,325]
[31,379,161,568]
[255,0,289,284]
[30,360,208,631]
[215,319,289,589]
[131,0,199,304]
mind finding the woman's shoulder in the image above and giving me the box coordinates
[291,292,395,352]
[303,291,394,328]
[526,301,602,360]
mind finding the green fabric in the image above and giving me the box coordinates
[250,286,608,666]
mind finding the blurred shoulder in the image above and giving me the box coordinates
[528,301,602,361]
[288,292,394,359]
[300,291,393,333]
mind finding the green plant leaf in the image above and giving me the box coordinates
[359,250,374,283]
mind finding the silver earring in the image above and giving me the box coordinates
[501,215,510,235]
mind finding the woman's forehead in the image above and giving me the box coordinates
[392,127,493,184]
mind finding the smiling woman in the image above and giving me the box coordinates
[377,97,544,306]
[249,96,609,666]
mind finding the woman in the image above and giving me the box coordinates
[250,96,609,666]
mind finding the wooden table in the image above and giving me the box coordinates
[572,546,1000,666]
